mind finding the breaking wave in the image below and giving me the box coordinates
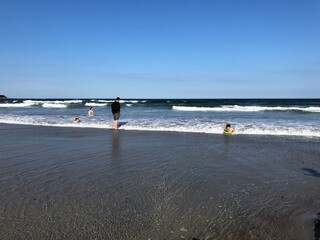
[173,105,320,113]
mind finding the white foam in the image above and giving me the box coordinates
[97,100,114,103]
[23,100,42,104]
[61,100,83,104]
[3,99,83,109]
[0,111,319,137]
[0,116,112,129]
[23,100,82,104]
[304,107,320,113]
[85,103,108,107]
[120,100,139,103]
[106,124,320,137]
[42,103,67,108]
[173,105,320,113]
[1,117,319,138]
[0,101,71,108]
[0,102,35,108]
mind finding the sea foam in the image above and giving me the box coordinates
[172,105,320,113]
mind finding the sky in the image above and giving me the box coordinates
[0,0,320,98]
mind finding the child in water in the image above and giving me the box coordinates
[73,118,81,123]
[224,124,235,133]
[87,107,94,117]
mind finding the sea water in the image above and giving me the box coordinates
[0,98,319,137]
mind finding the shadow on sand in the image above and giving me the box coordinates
[315,213,320,240]
[118,121,128,128]
[302,168,320,177]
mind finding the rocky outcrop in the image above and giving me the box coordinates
[0,95,7,99]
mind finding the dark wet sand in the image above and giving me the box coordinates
[0,124,320,240]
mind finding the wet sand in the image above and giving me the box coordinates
[0,123,320,240]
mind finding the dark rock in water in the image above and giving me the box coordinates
[0,95,7,99]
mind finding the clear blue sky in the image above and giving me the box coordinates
[0,0,319,98]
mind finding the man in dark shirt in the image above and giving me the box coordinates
[111,97,121,129]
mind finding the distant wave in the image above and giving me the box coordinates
[85,103,108,107]
[0,99,145,108]
[24,100,83,104]
[121,100,139,103]
[42,103,67,108]
[0,100,83,108]
[173,105,320,113]
[0,103,34,108]
[96,100,114,103]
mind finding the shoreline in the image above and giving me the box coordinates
[1,122,319,139]
[1,123,320,239]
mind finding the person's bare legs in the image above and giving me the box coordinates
[114,120,118,129]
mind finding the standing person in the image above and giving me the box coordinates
[88,107,94,117]
[111,97,121,129]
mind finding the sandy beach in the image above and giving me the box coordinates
[0,123,320,240]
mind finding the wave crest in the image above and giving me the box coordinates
[172,105,320,113]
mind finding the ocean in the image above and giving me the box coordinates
[1,102,320,239]
[0,98,319,137]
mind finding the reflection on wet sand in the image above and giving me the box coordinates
[112,130,120,161]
